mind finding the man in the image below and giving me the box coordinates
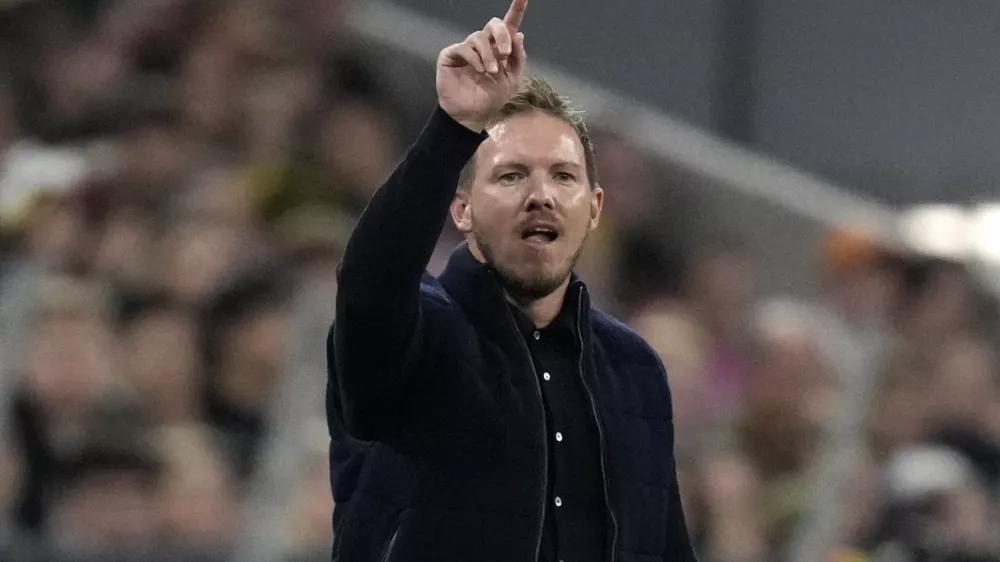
[327,1,697,560]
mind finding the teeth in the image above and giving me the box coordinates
[522,226,558,240]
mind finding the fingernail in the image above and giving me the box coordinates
[501,44,511,55]
[501,59,508,70]
[489,62,498,73]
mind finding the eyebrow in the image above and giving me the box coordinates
[492,160,583,172]
[551,161,584,171]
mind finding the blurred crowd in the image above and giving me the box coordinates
[1,1,999,562]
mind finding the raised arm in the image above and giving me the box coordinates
[329,0,530,440]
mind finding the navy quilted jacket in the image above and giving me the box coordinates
[327,107,697,562]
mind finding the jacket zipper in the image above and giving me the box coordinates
[501,303,549,562]
[575,287,619,562]
[379,525,400,562]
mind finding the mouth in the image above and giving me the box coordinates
[520,224,560,245]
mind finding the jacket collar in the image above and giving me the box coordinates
[438,241,592,338]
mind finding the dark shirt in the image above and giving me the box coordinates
[510,298,608,562]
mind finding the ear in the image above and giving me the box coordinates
[451,189,474,234]
[588,185,604,232]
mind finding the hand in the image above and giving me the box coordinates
[436,0,528,132]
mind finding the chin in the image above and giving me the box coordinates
[498,263,571,300]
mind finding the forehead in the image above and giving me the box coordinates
[478,111,585,168]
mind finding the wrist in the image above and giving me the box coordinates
[438,105,487,133]
[453,116,487,133]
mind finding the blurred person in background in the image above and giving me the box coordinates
[9,276,121,537]
[924,337,1000,496]
[631,307,712,442]
[811,228,901,403]
[272,205,355,294]
[118,292,202,427]
[694,449,769,562]
[861,446,1000,562]
[283,419,335,562]
[154,425,239,558]
[240,58,321,164]
[314,96,401,216]
[20,192,96,275]
[734,298,837,555]
[113,108,191,210]
[681,238,756,422]
[202,266,292,479]
[868,355,935,462]
[896,259,993,364]
[48,438,161,560]
[43,394,160,560]
[90,203,158,290]
[157,212,254,306]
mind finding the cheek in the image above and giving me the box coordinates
[566,207,597,241]
[470,200,510,238]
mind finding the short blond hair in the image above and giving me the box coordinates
[459,75,598,190]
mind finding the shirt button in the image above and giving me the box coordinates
[543,372,551,381]
[554,496,562,507]
[533,330,541,340]
[555,432,563,442]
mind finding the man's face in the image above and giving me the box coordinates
[452,111,603,299]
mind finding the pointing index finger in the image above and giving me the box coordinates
[503,0,528,31]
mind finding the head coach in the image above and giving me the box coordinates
[326,1,698,560]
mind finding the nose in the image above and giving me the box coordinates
[523,173,556,211]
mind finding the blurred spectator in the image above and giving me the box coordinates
[48,431,161,556]
[868,355,935,461]
[201,266,292,478]
[926,337,1000,495]
[91,203,156,289]
[735,298,837,553]
[314,96,400,215]
[899,260,988,361]
[683,238,756,417]
[10,276,120,534]
[864,446,1000,561]
[154,425,238,555]
[632,307,711,441]
[21,193,94,274]
[118,293,201,427]
[820,228,900,330]
[698,450,769,562]
[157,213,252,306]
[283,419,335,562]
[114,108,191,210]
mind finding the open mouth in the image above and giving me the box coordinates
[521,226,559,244]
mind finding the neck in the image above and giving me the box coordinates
[509,278,571,328]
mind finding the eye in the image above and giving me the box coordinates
[499,172,523,184]
[554,171,576,182]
